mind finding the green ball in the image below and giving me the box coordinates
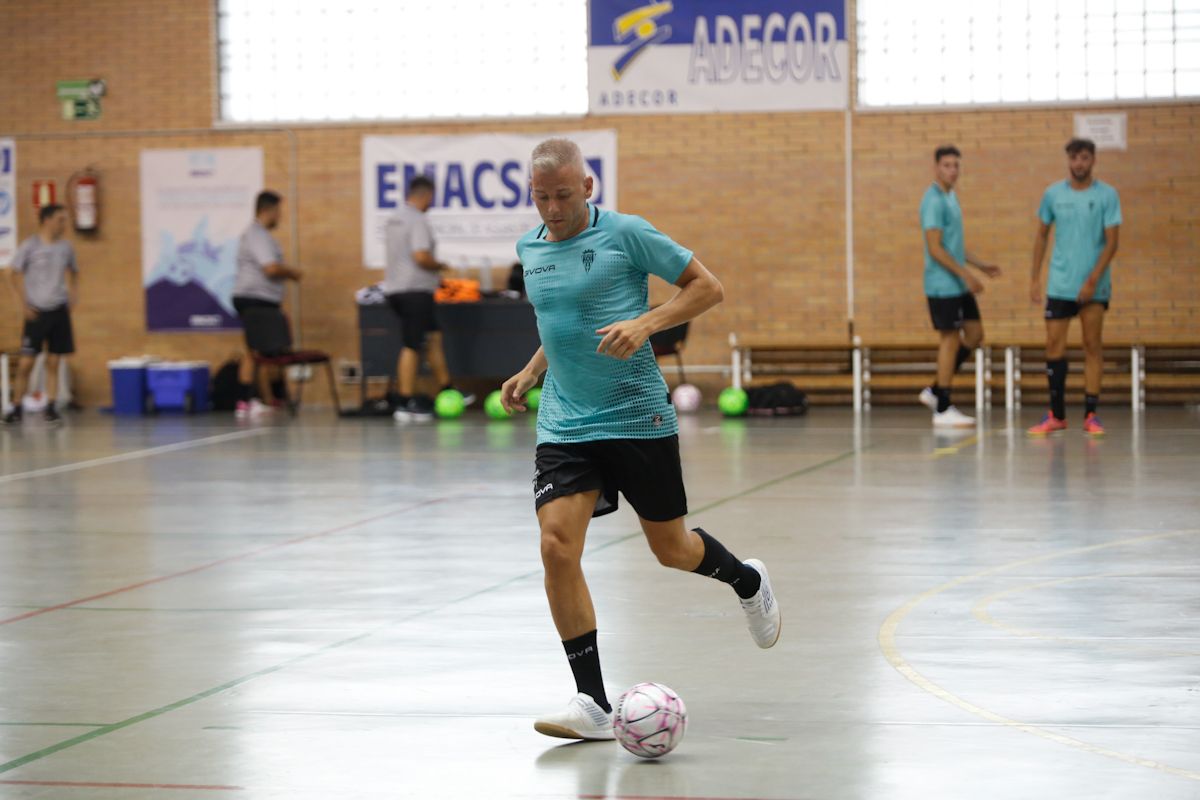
[527,387,542,411]
[718,386,749,417]
[484,389,511,420]
[434,389,465,419]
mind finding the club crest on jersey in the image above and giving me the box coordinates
[582,249,595,273]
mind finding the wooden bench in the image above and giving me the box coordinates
[728,336,855,405]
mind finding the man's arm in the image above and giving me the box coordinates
[8,269,35,321]
[1077,225,1119,304]
[596,257,723,360]
[67,269,79,309]
[964,249,1002,278]
[500,346,548,413]
[925,229,983,294]
[411,249,449,273]
[1030,221,1052,304]
[263,262,303,281]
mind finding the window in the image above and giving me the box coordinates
[857,0,1200,107]
[218,0,588,122]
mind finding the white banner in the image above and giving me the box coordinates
[0,139,15,266]
[588,1,849,114]
[140,148,263,331]
[361,131,619,268]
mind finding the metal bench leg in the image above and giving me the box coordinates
[326,361,342,417]
[975,348,985,413]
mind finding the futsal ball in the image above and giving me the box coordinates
[613,682,687,759]
[484,389,510,419]
[526,387,542,411]
[434,389,465,419]
[718,386,749,417]
[671,383,701,413]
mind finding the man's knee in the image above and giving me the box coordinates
[540,523,582,572]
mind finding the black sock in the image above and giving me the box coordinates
[270,378,286,402]
[1085,394,1099,416]
[1047,359,1068,420]
[237,383,252,402]
[562,630,610,713]
[934,385,951,413]
[954,345,972,372]
[691,528,761,600]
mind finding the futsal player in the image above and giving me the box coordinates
[500,138,781,741]
[1027,138,1121,436]
[4,204,79,426]
[918,145,1002,427]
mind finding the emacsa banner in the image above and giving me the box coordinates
[588,0,848,114]
[362,131,618,268]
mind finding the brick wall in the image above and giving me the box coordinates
[2,0,1196,406]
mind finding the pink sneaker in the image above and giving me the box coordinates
[1027,412,1068,436]
[235,400,250,419]
[1083,412,1105,436]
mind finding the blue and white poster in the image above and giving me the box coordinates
[0,139,15,266]
[361,131,618,269]
[140,148,263,331]
[588,0,848,114]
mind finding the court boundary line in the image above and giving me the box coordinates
[0,428,270,486]
[0,448,857,778]
[0,496,452,627]
[878,528,1200,782]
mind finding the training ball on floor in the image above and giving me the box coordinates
[671,383,701,413]
[434,389,465,419]
[526,387,542,411]
[718,386,748,417]
[614,682,687,759]
[484,390,510,419]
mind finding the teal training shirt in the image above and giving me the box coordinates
[920,182,967,298]
[1038,179,1122,302]
[516,205,693,445]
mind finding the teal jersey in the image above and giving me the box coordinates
[920,183,967,298]
[1038,179,1122,301]
[516,205,693,445]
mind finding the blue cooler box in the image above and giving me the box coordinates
[108,358,152,415]
[147,362,210,413]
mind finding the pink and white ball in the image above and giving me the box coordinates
[671,383,702,413]
[613,682,688,758]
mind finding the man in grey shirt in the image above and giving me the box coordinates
[384,175,470,421]
[4,204,78,426]
[231,190,302,417]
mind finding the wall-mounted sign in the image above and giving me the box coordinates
[1074,113,1127,151]
[56,79,106,121]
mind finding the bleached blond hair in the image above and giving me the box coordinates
[530,138,584,174]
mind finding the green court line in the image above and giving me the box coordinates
[0,448,857,776]
[0,723,107,729]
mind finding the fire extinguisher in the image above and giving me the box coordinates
[67,167,100,232]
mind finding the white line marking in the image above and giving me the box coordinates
[0,428,269,486]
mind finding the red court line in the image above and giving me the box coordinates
[0,497,450,627]
[0,780,241,790]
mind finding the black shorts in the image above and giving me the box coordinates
[232,296,281,316]
[21,305,75,355]
[386,291,440,350]
[927,293,981,331]
[1045,298,1110,319]
[533,435,688,523]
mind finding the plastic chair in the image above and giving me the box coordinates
[240,307,341,417]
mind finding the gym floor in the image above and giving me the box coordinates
[1,407,1198,799]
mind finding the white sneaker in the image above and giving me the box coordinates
[932,405,975,428]
[918,387,938,411]
[740,559,781,649]
[248,399,274,418]
[533,693,614,740]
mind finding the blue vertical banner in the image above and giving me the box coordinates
[588,0,848,113]
[0,139,15,266]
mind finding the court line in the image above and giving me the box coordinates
[0,496,452,627]
[879,528,1200,782]
[579,795,805,800]
[0,428,270,486]
[0,449,857,778]
[973,570,1200,657]
[931,432,979,458]
[0,779,241,791]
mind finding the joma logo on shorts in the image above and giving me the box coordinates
[525,264,556,277]
[534,482,555,499]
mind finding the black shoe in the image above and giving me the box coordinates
[44,405,62,426]
[392,395,434,423]
[2,406,22,425]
